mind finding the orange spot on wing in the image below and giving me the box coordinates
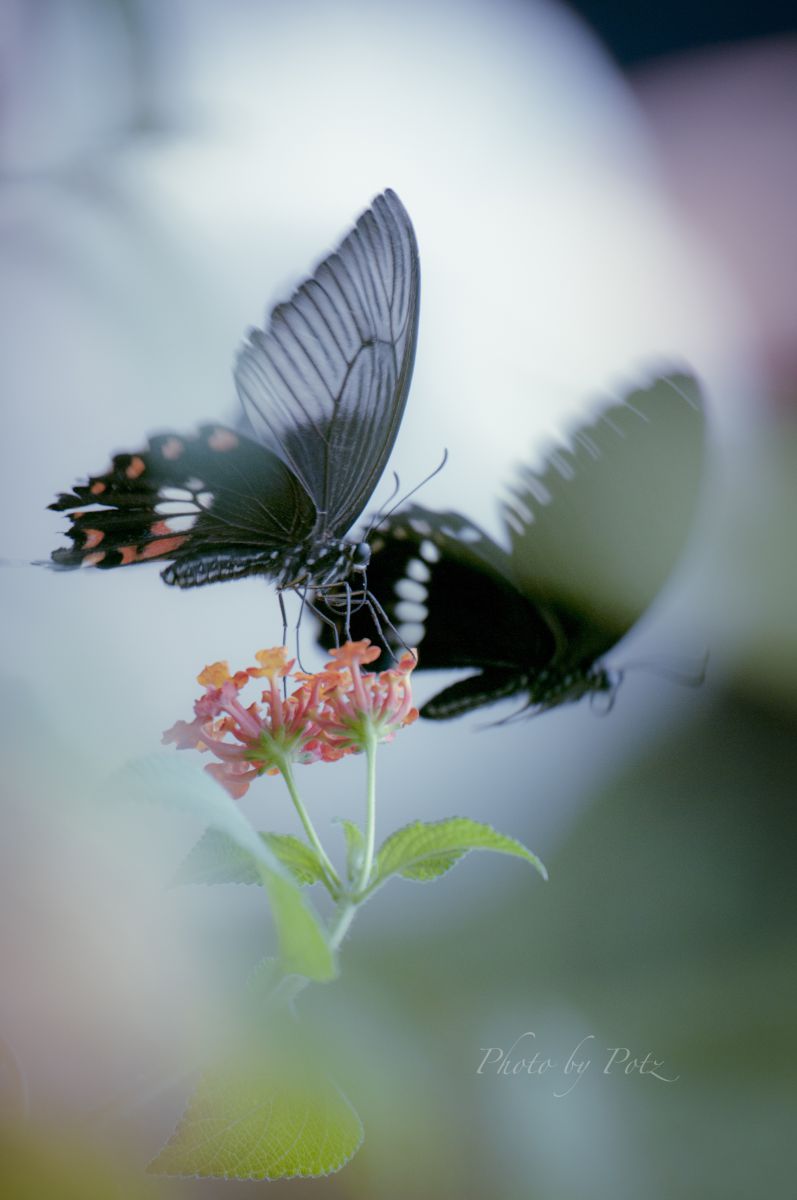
[83,529,104,549]
[151,520,172,536]
[84,551,105,566]
[208,428,239,452]
[114,535,186,565]
[140,535,186,560]
[126,456,146,480]
[161,437,185,460]
[90,481,107,495]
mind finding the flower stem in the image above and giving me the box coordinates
[355,728,379,897]
[280,760,342,895]
[328,729,379,949]
[328,902,357,951]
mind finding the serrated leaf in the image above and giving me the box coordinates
[371,817,547,890]
[115,755,335,981]
[336,819,365,884]
[176,829,327,888]
[148,1063,363,1180]
[399,850,466,880]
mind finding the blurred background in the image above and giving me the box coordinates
[1,0,795,1196]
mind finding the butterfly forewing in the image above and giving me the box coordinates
[235,189,420,537]
[504,372,706,651]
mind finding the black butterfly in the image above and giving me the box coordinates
[317,373,706,719]
[49,189,420,598]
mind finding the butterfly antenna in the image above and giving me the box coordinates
[589,674,622,716]
[478,696,543,730]
[621,651,708,689]
[364,448,449,540]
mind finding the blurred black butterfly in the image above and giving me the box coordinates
[49,189,420,600]
[317,374,706,719]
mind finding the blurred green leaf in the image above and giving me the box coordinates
[176,828,327,888]
[115,756,335,981]
[148,1060,363,1179]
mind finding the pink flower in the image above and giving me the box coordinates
[313,641,418,754]
[162,643,417,798]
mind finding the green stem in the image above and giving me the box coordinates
[355,729,378,897]
[328,902,357,951]
[328,729,379,949]
[280,759,342,895]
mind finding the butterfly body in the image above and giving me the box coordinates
[49,189,419,598]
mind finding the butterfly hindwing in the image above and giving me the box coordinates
[50,425,316,583]
[318,372,706,720]
[316,504,558,714]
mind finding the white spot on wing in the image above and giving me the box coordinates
[420,539,440,563]
[158,487,191,503]
[395,600,428,623]
[168,513,198,533]
[395,577,427,603]
[457,526,481,544]
[406,556,430,583]
[398,621,425,645]
[156,499,195,516]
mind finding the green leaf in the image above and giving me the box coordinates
[148,1062,363,1180]
[371,817,548,889]
[263,834,328,887]
[115,756,335,982]
[336,819,365,885]
[399,850,467,880]
[176,829,327,888]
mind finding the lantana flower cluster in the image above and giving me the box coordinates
[163,641,418,799]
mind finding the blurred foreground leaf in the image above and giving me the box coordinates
[176,828,327,888]
[115,756,335,981]
[149,1056,362,1179]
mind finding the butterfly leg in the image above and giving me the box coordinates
[294,585,312,672]
[362,589,417,665]
[277,588,289,649]
[343,581,353,642]
[306,594,342,649]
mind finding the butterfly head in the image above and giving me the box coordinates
[586,666,623,714]
[350,541,371,573]
[525,661,619,714]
